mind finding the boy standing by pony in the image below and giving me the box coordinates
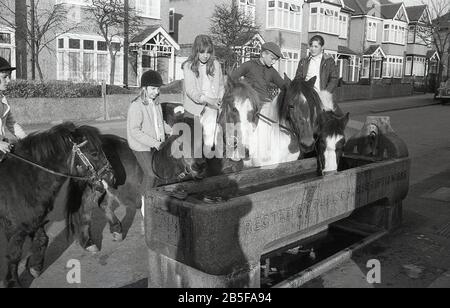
[0,57,27,158]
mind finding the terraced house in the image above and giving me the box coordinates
[404,4,440,85]
[344,0,410,82]
[167,0,305,79]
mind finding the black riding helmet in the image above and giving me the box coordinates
[0,57,16,72]
[141,70,164,88]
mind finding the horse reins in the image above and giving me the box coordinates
[5,140,111,183]
[151,149,192,183]
[256,113,296,137]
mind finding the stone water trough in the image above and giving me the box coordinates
[144,117,410,288]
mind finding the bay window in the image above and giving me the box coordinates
[279,50,300,79]
[239,0,256,25]
[136,0,160,19]
[57,34,123,84]
[367,21,377,42]
[309,5,342,36]
[382,56,403,78]
[382,22,407,45]
[267,0,302,32]
[0,28,14,70]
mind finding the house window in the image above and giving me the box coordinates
[84,40,94,50]
[405,56,412,76]
[383,56,403,78]
[362,58,370,78]
[413,56,426,76]
[0,28,15,76]
[57,34,123,84]
[97,41,107,51]
[69,39,81,49]
[136,0,161,19]
[408,25,415,44]
[382,22,407,45]
[268,0,301,32]
[367,21,377,42]
[339,14,348,39]
[309,4,340,35]
[279,50,300,79]
[68,52,81,80]
[239,0,256,25]
[0,32,11,44]
[371,59,382,78]
[169,9,175,33]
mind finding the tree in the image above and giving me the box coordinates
[0,0,79,80]
[419,0,450,85]
[210,3,260,73]
[86,0,140,85]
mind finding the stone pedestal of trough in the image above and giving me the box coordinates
[145,117,410,288]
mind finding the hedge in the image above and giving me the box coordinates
[5,80,135,98]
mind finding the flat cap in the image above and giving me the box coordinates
[261,42,283,59]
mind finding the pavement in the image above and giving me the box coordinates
[2,92,449,288]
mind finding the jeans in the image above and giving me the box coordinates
[133,150,157,200]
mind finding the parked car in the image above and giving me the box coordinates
[436,80,450,104]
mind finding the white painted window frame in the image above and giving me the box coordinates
[267,0,302,33]
[56,33,123,84]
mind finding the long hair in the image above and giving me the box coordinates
[182,35,216,78]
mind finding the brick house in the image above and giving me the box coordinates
[167,0,305,79]
[344,0,410,82]
[404,5,440,84]
[302,0,360,82]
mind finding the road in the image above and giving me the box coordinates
[1,93,450,288]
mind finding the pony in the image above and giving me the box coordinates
[218,76,316,167]
[279,76,350,175]
[0,122,114,288]
[72,112,209,253]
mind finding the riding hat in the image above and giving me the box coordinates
[0,57,16,72]
[261,42,283,59]
[141,70,164,88]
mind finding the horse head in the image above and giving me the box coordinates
[16,122,115,191]
[218,76,259,158]
[279,75,317,153]
[316,112,349,175]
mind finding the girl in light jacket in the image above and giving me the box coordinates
[182,35,224,148]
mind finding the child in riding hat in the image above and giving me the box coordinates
[231,42,287,106]
[127,70,172,217]
[0,57,27,156]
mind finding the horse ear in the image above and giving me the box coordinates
[306,76,317,88]
[341,112,350,127]
[284,73,292,84]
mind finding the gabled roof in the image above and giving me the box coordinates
[381,3,402,19]
[426,50,440,61]
[406,5,427,22]
[344,0,408,22]
[131,26,180,50]
[363,45,386,57]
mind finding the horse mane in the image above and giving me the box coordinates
[14,122,102,163]
[278,77,322,124]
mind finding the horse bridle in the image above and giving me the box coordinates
[5,139,112,184]
[69,139,113,184]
